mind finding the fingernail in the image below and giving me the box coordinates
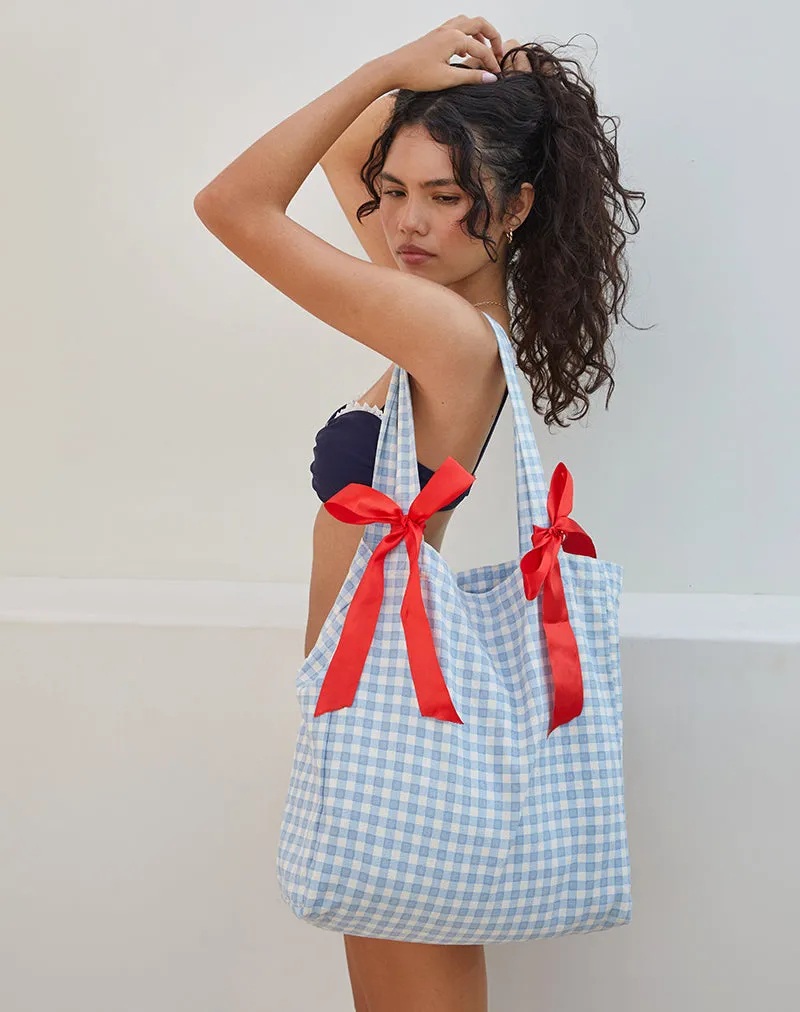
[482,71,498,82]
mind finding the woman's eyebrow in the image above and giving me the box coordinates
[378,171,458,188]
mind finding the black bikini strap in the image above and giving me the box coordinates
[473,386,509,472]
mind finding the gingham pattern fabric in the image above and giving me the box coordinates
[277,313,631,944]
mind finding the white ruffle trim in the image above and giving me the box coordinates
[333,399,385,420]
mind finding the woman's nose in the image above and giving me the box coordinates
[398,201,426,230]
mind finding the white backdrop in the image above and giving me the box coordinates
[1,1,798,1010]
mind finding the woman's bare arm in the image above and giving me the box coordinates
[320,92,398,269]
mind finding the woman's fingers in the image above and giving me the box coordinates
[455,36,559,79]
[442,15,504,71]
[471,19,504,67]
[460,33,501,74]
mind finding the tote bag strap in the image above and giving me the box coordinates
[363,312,551,558]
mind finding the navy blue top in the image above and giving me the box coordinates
[310,387,508,512]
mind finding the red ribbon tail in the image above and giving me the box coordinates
[400,527,463,723]
[313,532,400,716]
[542,560,584,735]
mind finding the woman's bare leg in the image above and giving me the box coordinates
[344,932,372,1012]
[343,934,488,1012]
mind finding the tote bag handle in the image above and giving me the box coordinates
[319,313,599,731]
[363,313,552,557]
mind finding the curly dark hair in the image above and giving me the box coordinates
[355,38,650,430]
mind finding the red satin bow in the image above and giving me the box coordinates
[314,456,476,723]
[315,455,596,736]
[519,462,597,735]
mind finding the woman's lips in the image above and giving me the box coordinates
[400,251,434,264]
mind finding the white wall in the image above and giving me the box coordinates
[1,613,797,1011]
[1,1,798,1010]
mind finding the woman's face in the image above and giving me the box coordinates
[377,125,507,282]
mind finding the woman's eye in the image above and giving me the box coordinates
[383,190,458,204]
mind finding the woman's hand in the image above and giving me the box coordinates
[380,15,505,92]
[460,38,557,78]
[457,36,525,75]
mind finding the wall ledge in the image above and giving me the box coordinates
[0,578,797,644]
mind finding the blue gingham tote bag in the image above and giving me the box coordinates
[277,312,631,944]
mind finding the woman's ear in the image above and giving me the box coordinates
[506,183,535,231]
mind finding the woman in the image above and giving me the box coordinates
[195,15,644,1012]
